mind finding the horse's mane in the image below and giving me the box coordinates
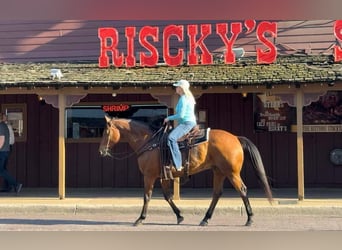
[115,118,154,136]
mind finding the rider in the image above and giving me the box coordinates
[164,79,197,172]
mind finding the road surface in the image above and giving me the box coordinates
[1,212,342,231]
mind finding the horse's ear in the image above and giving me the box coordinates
[105,115,111,123]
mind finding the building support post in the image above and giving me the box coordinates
[296,89,305,200]
[58,93,66,199]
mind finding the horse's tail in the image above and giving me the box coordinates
[238,136,273,203]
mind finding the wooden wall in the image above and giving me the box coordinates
[195,93,342,189]
[0,20,337,63]
[0,94,59,188]
[2,93,342,189]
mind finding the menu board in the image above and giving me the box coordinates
[254,91,342,133]
[254,93,296,132]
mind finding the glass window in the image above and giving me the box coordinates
[104,104,168,131]
[66,104,168,139]
[66,106,106,139]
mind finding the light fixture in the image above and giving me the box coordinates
[328,81,335,87]
[221,48,245,59]
[50,69,63,80]
[232,48,245,58]
[242,92,248,98]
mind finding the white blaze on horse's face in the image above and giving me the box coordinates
[99,116,121,157]
[105,115,111,124]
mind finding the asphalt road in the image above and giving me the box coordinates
[1,212,342,231]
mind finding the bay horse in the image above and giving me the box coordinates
[99,116,273,226]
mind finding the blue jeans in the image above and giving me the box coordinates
[167,121,196,170]
[0,151,17,188]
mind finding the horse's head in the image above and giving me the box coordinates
[99,115,121,157]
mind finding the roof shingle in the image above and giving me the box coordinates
[0,55,341,89]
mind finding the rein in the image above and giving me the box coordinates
[106,124,165,160]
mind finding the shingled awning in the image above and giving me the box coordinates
[1,55,341,90]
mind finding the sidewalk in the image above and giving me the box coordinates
[0,187,342,215]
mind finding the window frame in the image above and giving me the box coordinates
[1,103,27,142]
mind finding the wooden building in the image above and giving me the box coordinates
[1,20,342,199]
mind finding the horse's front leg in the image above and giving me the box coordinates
[133,192,151,226]
[160,179,184,224]
[133,177,155,226]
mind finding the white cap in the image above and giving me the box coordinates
[173,79,190,90]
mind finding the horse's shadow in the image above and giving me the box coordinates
[0,218,247,229]
[0,218,200,227]
[141,222,196,227]
[135,220,246,228]
[0,218,130,226]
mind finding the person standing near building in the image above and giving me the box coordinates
[164,79,197,172]
[3,113,15,150]
[0,116,21,194]
[1,113,15,192]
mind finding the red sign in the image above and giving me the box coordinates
[334,20,342,62]
[98,20,278,68]
[102,104,130,112]
[98,20,342,68]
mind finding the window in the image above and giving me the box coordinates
[1,103,27,142]
[66,103,168,140]
[66,106,106,139]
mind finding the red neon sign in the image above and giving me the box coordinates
[102,104,130,112]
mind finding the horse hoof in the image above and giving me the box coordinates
[133,220,143,226]
[245,220,253,226]
[199,221,208,227]
[177,216,184,224]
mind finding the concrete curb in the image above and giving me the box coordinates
[1,188,342,217]
[1,203,342,216]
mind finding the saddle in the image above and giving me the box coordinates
[177,125,210,148]
[159,125,210,181]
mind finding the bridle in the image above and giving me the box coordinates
[101,120,166,160]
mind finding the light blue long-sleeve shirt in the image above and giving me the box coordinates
[167,95,196,124]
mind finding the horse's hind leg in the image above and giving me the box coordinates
[240,186,254,226]
[160,179,184,224]
[199,170,225,226]
[231,174,254,226]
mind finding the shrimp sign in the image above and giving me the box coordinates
[98,20,342,68]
